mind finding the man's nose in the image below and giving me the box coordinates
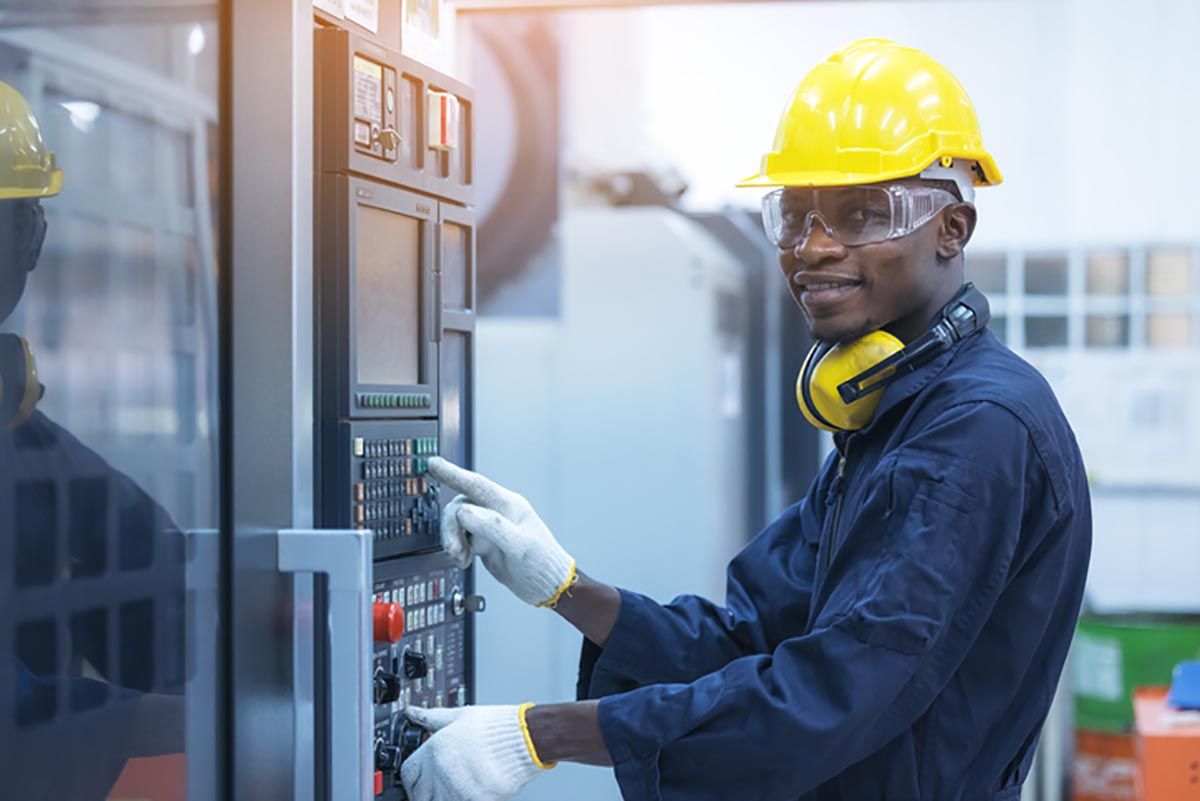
[794,211,846,266]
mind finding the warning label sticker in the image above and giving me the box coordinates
[353,56,382,123]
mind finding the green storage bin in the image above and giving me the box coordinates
[1073,613,1200,733]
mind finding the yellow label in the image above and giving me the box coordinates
[353,55,382,80]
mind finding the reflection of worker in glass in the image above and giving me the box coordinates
[402,40,1092,801]
[0,81,184,799]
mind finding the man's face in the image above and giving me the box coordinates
[775,180,965,344]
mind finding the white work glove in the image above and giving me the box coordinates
[400,704,552,801]
[428,457,576,608]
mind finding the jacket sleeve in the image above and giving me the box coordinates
[578,455,832,700]
[596,402,1046,801]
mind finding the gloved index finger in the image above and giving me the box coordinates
[404,704,465,732]
[428,457,516,514]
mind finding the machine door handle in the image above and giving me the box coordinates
[277,529,372,801]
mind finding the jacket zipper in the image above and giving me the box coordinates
[820,451,848,576]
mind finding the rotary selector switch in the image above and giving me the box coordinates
[374,667,402,705]
[375,737,402,772]
[395,716,431,762]
[403,649,429,680]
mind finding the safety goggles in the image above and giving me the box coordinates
[761,184,960,251]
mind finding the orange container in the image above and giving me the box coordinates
[1133,687,1200,801]
[1074,729,1138,801]
[107,754,186,801]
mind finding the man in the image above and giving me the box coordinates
[402,39,1091,801]
[0,80,186,799]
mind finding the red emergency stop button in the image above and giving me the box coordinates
[373,602,405,642]
[374,770,384,795]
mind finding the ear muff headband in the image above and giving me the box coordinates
[0,333,40,429]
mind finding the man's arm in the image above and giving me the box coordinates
[526,701,612,766]
[554,571,621,647]
[429,457,827,688]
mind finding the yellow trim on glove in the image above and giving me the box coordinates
[537,559,579,609]
[517,702,557,770]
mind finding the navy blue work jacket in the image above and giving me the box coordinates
[578,328,1092,801]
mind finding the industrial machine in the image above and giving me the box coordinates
[312,18,479,799]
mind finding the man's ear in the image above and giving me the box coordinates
[937,203,976,261]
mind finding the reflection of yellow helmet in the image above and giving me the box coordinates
[0,81,63,200]
[739,38,1001,191]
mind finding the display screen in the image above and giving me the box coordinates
[355,203,421,386]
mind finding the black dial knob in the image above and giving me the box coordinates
[375,739,402,772]
[403,650,429,680]
[374,669,402,705]
[397,717,430,761]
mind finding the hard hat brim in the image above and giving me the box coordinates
[0,168,63,200]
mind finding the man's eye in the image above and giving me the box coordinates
[846,208,887,224]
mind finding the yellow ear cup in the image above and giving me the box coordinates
[797,330,905,432]
[0,334,39,430]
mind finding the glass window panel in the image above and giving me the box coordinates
[967,253,1007,295]
[1024,254,1069,296]
[1147,313,1192,348]
[1146,248,1191,296]
[1086,250,1130,295]
[2,6,221,799]
[1025,316,1069,347]
[1085,314,1130,347]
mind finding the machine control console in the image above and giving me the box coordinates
[369,552,479,798]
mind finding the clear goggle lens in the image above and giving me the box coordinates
[761,185,958,251]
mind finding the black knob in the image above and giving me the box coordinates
[374,669,402,705]
[403,650,429,680]
[375,739,402,772]
[397,717,430,761]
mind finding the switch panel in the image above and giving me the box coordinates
[371,552,475,799]
[331,420,443,559]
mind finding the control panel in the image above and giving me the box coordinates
[313,8,479,799]
[369,552,482,799]
[316,27,475,205]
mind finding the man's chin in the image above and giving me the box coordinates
[809,321,875,346]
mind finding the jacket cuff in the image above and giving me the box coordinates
[576,588,663,700]
[599,694,664,801]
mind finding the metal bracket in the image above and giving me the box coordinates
[277,528,372,801]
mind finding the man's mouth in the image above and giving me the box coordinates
[796,277,863,308]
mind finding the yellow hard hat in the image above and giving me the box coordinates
[739,38,1001,191]
[0,81,63,200]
